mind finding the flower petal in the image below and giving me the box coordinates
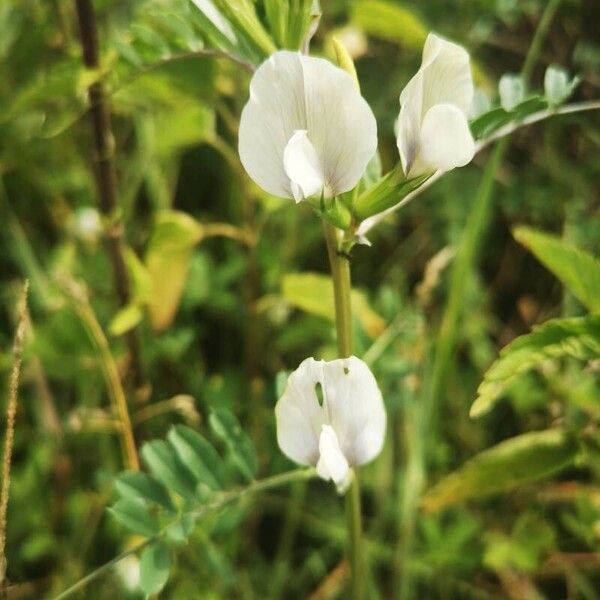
[321,356,386,467]
[300,55,377,195]
[397,32,473,175]
[238,51,308,199]
[238,51,377,199]
[316,424,351,490]
[417,103,475,174]
[283,130,325,202]
[275,357,327,466]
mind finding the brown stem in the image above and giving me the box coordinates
[0,282,29,598]
[74,0,145,391]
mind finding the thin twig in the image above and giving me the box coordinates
[0,281,29,597]
[74,0,146,391]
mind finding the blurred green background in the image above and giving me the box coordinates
[1,0,600,598]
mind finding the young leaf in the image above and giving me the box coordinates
[108,498,159,537]
[145,210,204,331]
[139,541,171,596]
[282,272,386,338]
[114,471,176,512]
[209,407,258,481]
[471,315,600,417]
[421,430,580,512]
[167,425,225,490]
[514,226,600,313]
[141,440,198,502]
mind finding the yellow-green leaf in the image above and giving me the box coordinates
[282,272,385,338]
[145,210,204,331]
[422,430,579,512]
[109,303,144,337]
[514,226,600,313]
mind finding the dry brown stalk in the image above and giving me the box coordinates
[0,281,29,597]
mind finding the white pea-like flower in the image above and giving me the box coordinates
[275,356,386,492]
[238,51,377,203]
[397,33,475,178]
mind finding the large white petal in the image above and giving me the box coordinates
[238,51,308,198]
[419,33,473,116]
[275,357,327,466]
[397,33,473,175]
[283,130,325,202]
[300,55,377,195]
[320,357,386,466]
[316,424,351,490]
[416,103,475,174]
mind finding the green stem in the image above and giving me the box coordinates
[324,222,364,599]
[52,468,314,600]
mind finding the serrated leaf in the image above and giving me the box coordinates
[209,408,257,481]
[514,226,600,313]
[141,440,198,502]
[282,272,386,338]
[422,430,579,512]
[109,498,159,537]
[114,471,176,512]
[139,541,171,596]
[471,315,600,417]
[167,425,225,490]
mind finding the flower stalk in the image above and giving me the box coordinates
[324,222,364,599]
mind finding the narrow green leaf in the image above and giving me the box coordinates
[139,541,171,596]
[167,425,225,490]
[109,303,143,337]
[514,226,600,313]
[471,315,600,417]
[422,430,580,512]
[141,440,198,502]
[114,471,176,512]
[209,407,257,481]
[108,498,159,537]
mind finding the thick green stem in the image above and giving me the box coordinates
[324,222,364,599]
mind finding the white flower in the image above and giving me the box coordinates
[397,33,475,178]
[275,356,386,491]
[238,51,377,203]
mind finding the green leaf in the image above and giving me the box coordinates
[421,430,580,512]
[351,0,427,50]
[471,315,600,417]
[513,226,600,313]
[108,498,159,537]
[282,272,386,338]
[145,210,204,331]
[141,440,198,502]
[167,425,225,490]
[209,407,257,481]
[165,513,196,544]
[139,541,171,596]
[114,471,176,512]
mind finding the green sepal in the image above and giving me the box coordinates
[353,167,431,220]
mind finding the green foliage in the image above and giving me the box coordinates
[422,430,580,511]
[471,315,600,417]
[513,226,600,313]
[139,542,171,596]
